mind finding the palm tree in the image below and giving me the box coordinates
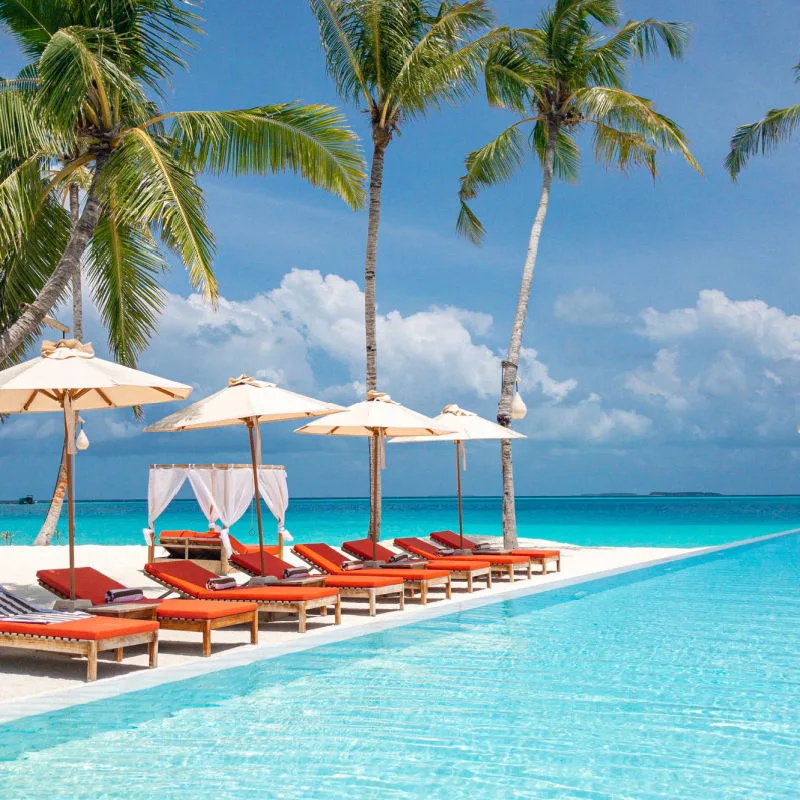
[457,0,701,548]
[725,59,800,178]
[309,0,493,537]
[0,0,366,366]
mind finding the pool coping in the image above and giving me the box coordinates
[1,527,797,726]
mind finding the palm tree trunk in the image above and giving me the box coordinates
[497,127,557,549]
[365,134,388,539]
[34,183,83,547]
[0,153,107,364]
[69,183,83,343]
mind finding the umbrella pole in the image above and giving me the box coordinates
[371,431,379,560]
[63,408,76,602]
[455,441,464,550]
[247,421,266,576]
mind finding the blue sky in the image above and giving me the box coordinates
[1,0,800,501]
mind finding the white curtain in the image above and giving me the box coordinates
[143,467,187,545]
[187,468,217,529]
[212,468,255,557]
[258,467,292,542]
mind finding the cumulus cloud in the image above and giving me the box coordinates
[553,288,628,327]
[126,268,639,445]
[625,289,800,444]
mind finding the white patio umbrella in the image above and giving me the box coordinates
[295,391,454,558]
[145,374,342,568]
[391,404,526,549]
[0,339,192,605]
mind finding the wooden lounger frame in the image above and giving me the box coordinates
[147,573,342,634]
[230,560,406,616]
[148,535,231,574]
[0,628,158,682]
[389,548,493,592]
[294,551,452,605]
[36,579,259,658]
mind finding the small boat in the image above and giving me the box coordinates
[17,495,35,505]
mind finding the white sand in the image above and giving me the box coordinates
[0,539,694,704]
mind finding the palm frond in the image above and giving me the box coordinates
[308,0,374,106]
[457,121,530,243]
[531,121,580,181]
[725,104,800,179]
[590,121,656,175]
[88,209,167,367]
[166,103,366,209]
[36,26,146,134]
[484,34,549,112]
[104,127,216,300]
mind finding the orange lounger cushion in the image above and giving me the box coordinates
[293,543,349,574]
[145,561,338,602]
[430,530,558,559]
[38,567,125,606]
[341,538,484,573]
[415,558,490,571]
[321,574,404,589]
[507,548,561,558]
[0,616,158,641]
[160,529,220,540]
[355,568,451,580]
[156,599,257,620]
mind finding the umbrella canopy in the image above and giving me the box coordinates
[0,340,191,413]
[295,391,454,555]
[0,339,191,605]
[391,404,526,547]
[145,374,342,566]
[144,374,343,431]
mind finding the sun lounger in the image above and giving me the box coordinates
[342,538,492,592]
[421,534,532,581]
[37,567,259,657]
[150,530,230,573]
[0,586,158,681]
[293,543,452,604]
[230,550,406,616]
[228,536,281,557]
[145,560,341,633]
[430,530,560,574]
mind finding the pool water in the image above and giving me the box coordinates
[2,534,800,798]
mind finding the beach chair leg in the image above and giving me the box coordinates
[445,577,452,599]
[114,647,124,662]
[487,570,493,589]
[298,605,307,634]
[466,573,473,593]
[334,597,342,625]
[320,604,328,616]
[369,592,376,616]
[527,562,533,579]
[508,565,515,583]
[398,589,405,611]
[148,635,158,668]
[557,556,561,573]
[86,642,98,682]
[202,620,212,657]
[420,584,428,605]
[250,613,259,645]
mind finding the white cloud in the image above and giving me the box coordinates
[640,289,800,361]
[522,393,652,443]
[553,289,628,327]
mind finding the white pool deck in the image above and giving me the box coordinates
[0,531,792,725]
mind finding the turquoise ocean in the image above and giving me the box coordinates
[1,495,799,548]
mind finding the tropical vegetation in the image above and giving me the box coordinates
[0,0,366,369]
[457,0,701,547]
[309,0,494,537]
[726,58,800,178]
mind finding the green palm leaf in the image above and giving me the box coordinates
[726,104,800,179]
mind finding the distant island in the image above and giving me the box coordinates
[580,492,724,498]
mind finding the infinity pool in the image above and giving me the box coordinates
[2,534,799,799]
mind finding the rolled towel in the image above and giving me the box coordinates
[438,548,456,556]
[247,575,278,586]
[362,560,385,568]
[474,542,502,553]
[283,567,311,580]
[388,553,420,564]
[105,588,145,604]
[340,560,364,571]
[206,576,238,591]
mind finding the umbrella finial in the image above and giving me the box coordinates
[41,339,94,359]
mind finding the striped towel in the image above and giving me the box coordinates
[0,611,91,624]
[0,585,90,624]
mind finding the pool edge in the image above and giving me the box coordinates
[1,527,797,726]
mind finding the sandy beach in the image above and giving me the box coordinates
[0,539,695,705]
